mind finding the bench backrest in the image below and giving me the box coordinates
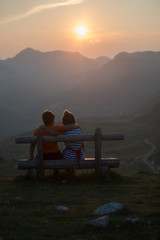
[15,128,124,178]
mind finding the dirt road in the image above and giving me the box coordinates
[124,138,159,174]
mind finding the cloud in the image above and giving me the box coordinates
[0,0,85,25]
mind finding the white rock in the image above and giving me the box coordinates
[55,205,68,211]
[13,197,22,201]
[126,217,140,223]
[93,202,123,215]
[87,216,110,227]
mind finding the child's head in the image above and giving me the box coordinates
[62,109,75,125]
[42,110,55,125]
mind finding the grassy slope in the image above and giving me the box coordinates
[0,172,160,240]
[131,101,160,167]
[0,113,160,239]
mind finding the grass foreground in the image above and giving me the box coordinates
[0,170,160,240]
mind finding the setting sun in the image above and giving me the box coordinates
[75,25,88,37]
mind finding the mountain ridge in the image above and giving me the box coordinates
[0,48,160,139]
[55,50,160,117]
[0,48,110,139]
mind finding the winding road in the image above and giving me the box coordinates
[124,138,159,174]
[142,138,158,174]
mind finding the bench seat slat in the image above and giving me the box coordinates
[18,158,119,170]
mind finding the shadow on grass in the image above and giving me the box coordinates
[14,169,124,185]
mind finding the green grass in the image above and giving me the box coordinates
[0,171,160,240]
[0,115,160,239]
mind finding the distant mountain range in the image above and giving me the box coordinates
[0,48,110,139]
[0,48,109,111]
[0,48,160,140]
[56,51,160,118]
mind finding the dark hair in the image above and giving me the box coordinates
[42,110,55,125]
[62,110,75,125]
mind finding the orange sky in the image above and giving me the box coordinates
[0,0,160,59]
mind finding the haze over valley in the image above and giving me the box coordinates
[0,48,160,140]
[1,2,160,239]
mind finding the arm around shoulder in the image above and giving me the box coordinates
[40,125,64,136]
[63,124,79,131]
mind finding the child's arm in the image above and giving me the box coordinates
[40,124,79,136]
[40,126,65,136]
[63,124,79,131]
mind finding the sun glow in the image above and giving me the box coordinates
[75,25,88,37]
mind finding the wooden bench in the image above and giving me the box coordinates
[15,128,124,179]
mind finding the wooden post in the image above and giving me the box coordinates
[95,128,102,179]
[36,129,44,179]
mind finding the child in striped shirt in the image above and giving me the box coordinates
[62,110,85,163]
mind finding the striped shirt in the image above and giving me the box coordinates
[63,128,85,160]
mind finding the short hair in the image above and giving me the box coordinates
[62,110,75,125]
[42,110,55,125]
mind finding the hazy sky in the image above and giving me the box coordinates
[0,0,160,59]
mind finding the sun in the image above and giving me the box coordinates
[75,25,88,37]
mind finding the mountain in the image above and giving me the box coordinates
[133,100,160,126]
[0,48,105,109]
[53,51,160,118]
[0,48,109,140]
[1,49,160,140]
[94,56,111,66]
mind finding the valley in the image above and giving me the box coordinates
[0,49,160,140]
[0,49,160,177]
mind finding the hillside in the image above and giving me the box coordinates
[0,48,108,140]
[133,100,160,126]
[0,48,104,109]
[0,105,160,238]
[0,102,159,240]
[55,51,160,118]
[0,172,159,240]
[1,49,160,140]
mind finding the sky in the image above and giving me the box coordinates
[0,0,160,59]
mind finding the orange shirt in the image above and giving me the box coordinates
[33,125,65,153]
